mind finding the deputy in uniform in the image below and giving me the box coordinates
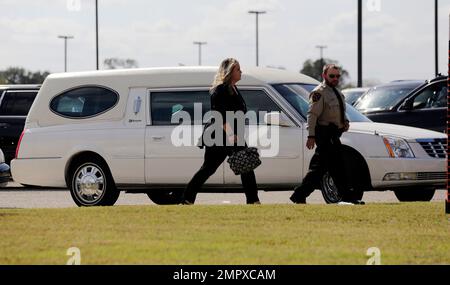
[290,64,365,205]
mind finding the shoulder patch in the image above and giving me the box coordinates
[311,92,321,102]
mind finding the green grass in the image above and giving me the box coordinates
[0,203,449,265]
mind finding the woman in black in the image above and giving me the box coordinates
[181,58,260,205]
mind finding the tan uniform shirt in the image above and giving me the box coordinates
[307,81,349,137]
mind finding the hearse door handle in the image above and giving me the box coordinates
[151,136,165,141]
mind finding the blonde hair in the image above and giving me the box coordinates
[211,58,239,92]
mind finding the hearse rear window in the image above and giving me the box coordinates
[50,86,118,118]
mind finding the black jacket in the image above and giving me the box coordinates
[211,83,247,119]
[199,83,247,148]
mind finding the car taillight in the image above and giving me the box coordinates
[15,130,25,159]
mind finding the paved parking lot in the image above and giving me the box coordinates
[0,182,447,208]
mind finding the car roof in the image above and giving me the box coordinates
[30,67,320,127]
[429,74,447,83]
[342,87,370,92]
[46,66,320,87]
[374,80,425,89]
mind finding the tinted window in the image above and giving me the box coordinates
[272,84,312,119]
[50,86,118,118]
[412,81,447,109]
[300,84,318,93]
[240,90,282,124]
[342,90,367,104]
[354,83,422,112]
[150,91,210,125]
[273,83,371,122]
[345,104,372,122]
[0,91,38,116]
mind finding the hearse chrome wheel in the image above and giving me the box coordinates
[74,163,106,204]
[69,158,119,207]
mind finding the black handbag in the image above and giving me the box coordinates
[227,147,262,175]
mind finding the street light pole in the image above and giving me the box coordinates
[193,42,207,66]
[316,45,327,68]
[58,35,74,72]
[95,0,99,70]
[248,10,266,67]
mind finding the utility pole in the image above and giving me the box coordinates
[358,0,363,87]
[316,45,327,69]
[193,41,207,66]
[58,35,74,72]
[248,10,266,67]
[95,0,99,70]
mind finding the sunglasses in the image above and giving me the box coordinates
[328,74,341,79]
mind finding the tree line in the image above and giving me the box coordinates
[0,58,138,84]
[0,67,50,84]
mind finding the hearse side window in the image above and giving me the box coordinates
[50,86,118,118]
[150,91,210,125]
[239,90,283,124]
[0,91,38,116]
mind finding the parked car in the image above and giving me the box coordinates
[0,85,41,164]
[11,67,446,206]
[354,76,447,133]
[0,148,10,187]
[342,87,370,105]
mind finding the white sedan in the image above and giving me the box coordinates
[270,82,445,203]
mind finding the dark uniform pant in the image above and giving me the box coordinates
[183,146,259,204]
[292,124,349,200]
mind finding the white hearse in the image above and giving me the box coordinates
[11,67,446,206]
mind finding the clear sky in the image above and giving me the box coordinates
[1,0,449,85]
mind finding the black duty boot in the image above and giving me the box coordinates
[290,194,306,204]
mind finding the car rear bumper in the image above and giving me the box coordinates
[0,162,11,185]
[11,158,66,188]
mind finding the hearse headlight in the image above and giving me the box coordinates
[382,136,415,158]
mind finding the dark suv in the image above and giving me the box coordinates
[0,85,40,164]
[354,75,447,133]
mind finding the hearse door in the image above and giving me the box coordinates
[145,88,224,185]
[223,88,303,187]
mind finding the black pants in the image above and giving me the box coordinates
[183,146,259,204]
[292,125,349,200]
